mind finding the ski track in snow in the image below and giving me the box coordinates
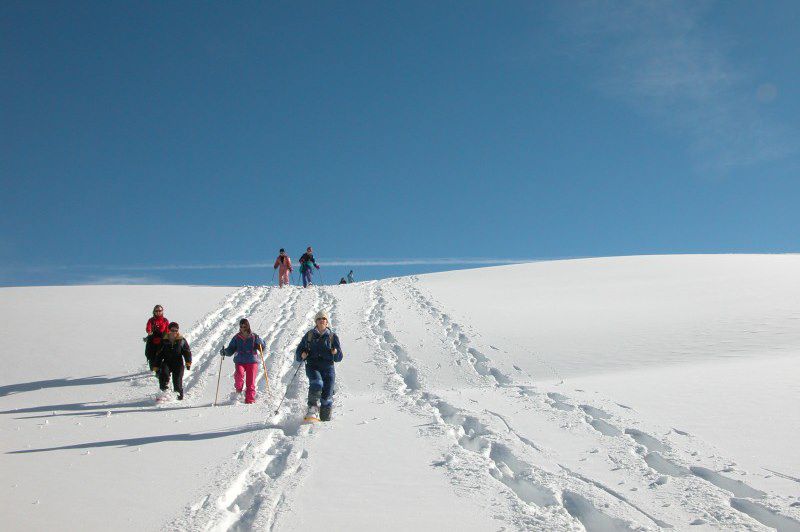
[142,279,800,531]
[399,278,800,531]
[171,286,342,532]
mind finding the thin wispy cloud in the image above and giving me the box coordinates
[83,275,164,285]
[553,1,798,173]
[99,258,539,271]
[0,258,541,275]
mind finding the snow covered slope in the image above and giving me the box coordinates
[2,256,799,531]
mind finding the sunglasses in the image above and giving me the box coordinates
[169,329,179,332]
[240,325,248,328]
[315,318,328,322]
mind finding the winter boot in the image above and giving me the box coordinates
[177,390,184,401]
[319,405,332,422]
[307,388,321,407]
[304,405,320,422]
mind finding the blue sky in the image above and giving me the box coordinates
[2,1,799,286]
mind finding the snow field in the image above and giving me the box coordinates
[2,256,800,531]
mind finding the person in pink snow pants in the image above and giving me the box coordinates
[219,318,266,404]
[273,248,292,287]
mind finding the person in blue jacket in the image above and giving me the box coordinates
[295,310,343,421]
[219,318,266,404]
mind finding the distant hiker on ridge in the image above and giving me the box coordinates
[295,310,343,422]
[153,322,192,401]
[273,248,293,288]
[144,305,169,372]
[219,318,266,404]
[298,246,320,288]
[347,270,355,284]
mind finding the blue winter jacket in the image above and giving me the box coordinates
[224,333,266,365]
[295,328,343,367]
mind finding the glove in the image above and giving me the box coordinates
[315,264,320,269]
[219,347,227,357]
[142,336,148,343]
[185,362,191,370]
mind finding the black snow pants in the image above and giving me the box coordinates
[158,357,185,392]
[145,341,160,369]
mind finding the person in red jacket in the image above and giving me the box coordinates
[144,305,170,371]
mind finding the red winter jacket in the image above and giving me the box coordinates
[146,316,170,345]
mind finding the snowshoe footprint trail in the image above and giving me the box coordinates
[399,278,800,530]
[175,286,341,532]
[368,282,589,530]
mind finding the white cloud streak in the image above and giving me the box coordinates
[1,258,542,276]
[553,0,798,173]
[101,258,540,271]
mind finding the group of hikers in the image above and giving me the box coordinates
[143,304,344,421]
[273,246,356,288]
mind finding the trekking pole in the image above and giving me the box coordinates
[271,269,276,285]
[258,346,269,390]
[213,349,225,406]
[274,361,304,415]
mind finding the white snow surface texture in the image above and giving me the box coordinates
[1,255,799,532]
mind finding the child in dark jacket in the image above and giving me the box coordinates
[153,322,192,400]
[219,318,266,404]
[295,310,343,421]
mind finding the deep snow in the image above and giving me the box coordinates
[1,256,799,531]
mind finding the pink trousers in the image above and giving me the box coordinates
[234,363,259,403]
[279,271,290,287]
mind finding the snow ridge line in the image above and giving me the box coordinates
[262,286,342,531]
[169,286,309,530]
[405,280,800,530]
[175,286,338,532]
[251,288,303,401]
[232,287,342,532]
[182,286,272,399]
[365,282,604,531]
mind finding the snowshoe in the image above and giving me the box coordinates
[303,405,320,423]
[155,391,171,404]
[320,405,332,422]
[229,390,243,404]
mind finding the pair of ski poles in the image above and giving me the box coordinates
[213,346,304,413]
[212,345,269,406]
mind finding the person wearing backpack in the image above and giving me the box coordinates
[273,248,293,287]
[298,246,319,288]
[144,305,170,371]
[219,318,266,404]
[295,310,343,421]
[152,322,192,401]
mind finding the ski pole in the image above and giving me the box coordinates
[274,361,304,415]
[271,269,276,285]
[258,345,269,390]
[213,349,225,406]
